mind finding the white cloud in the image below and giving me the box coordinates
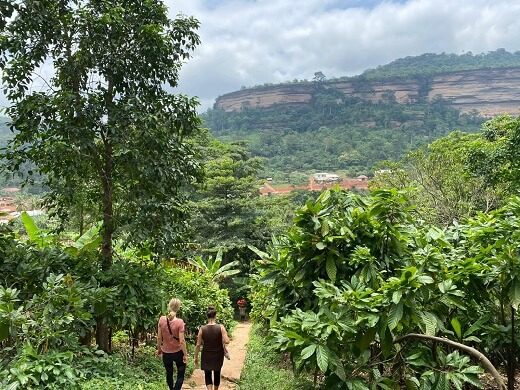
[168,0,520,110]
[2,0,520,111]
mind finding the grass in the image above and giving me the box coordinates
[237,325,313,390]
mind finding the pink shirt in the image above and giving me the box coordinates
[159,316,185,353]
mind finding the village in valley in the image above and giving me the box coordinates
[260,172,369,195]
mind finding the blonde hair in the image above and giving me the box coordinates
[168,298,181,314]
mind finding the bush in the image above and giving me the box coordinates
[238,325,313,390]
[163,265,235,338]
[0,223,233,389]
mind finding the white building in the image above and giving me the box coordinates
[313,172,340,183]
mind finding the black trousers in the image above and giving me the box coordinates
[162,351,186,390]
[204,369,221,387]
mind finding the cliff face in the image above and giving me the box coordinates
[215,67,520,116]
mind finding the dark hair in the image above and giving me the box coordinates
[207,306,217,319]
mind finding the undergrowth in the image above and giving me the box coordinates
[238,325,313,390]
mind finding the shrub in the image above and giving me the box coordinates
[238,325,313,390]
[162,265,235,338]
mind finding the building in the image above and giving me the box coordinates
[313,172,340,183]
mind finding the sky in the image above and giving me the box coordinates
[2,0,520,111]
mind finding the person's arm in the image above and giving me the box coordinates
[179,326,188,363]
[221,325,230,344]
[194,327,203,367]
[157,318,163,356]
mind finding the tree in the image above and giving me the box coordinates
[1,0,201,351]
[189,137,262,256]
[467,115,520,194]
[313,71,326,83]
[251,188,517,388]
[371,131,500,225]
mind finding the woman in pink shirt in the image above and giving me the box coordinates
[157,298,188,390]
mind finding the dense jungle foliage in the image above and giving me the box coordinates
[247,115,520,389]
[204,96,482,179]
[251,188,520,389]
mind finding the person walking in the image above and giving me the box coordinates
[194,306,230,390]
[157,298,188,390]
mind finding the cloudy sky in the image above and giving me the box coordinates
[2,0,520,111]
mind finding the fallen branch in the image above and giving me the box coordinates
[394,333,506,390]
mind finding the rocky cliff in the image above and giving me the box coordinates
[215,67,520,116]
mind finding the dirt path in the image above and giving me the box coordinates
[183,322,252,389]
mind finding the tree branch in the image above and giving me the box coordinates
[394,333,506,390]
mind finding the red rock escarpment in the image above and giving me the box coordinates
[215,67,520,116]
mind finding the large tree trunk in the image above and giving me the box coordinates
[96,140,114,352]
[101,142,114,271]
[96,317,111,353]
[96,81,115,350]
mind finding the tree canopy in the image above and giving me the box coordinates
[1,0,202,351]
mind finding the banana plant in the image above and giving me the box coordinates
[188,248,241,283]
[20,212,101,255]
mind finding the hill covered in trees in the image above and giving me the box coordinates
[205,100,482,179]
[360,48,520,80]
[203,50,520,180]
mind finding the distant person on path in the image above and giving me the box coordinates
[194,306,231,390]
[157,298,188,390]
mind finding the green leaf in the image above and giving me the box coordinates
[417,275,434,284]
[509,278,520,309]
[20,211,42,245]
[420,311,437,336]
[388,302,403,331]
[335,362,346,381]
[451,318,462,339]
[248,245,269,260]
[392,290,402,304]
[316,345,329,372]
[73,221,102,252]
[301,344,317,360]
[464,315,489,337]
[405,377,420,390]
[325,257,337,282]
[316,242,326,250]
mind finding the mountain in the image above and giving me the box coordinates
[204,50,520,180]
[215,50,520,116]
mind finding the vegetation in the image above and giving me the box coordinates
[0,216,233,389]
[370,131,501,225]
[204,94,482,179]
[361,49,520,80]
[238,325,313,390]
[1,0,202,351]
[3,1,520,389]
[251,185,520,389]
[237,49,520,89]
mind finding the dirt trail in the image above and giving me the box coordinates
[183,322,252,389]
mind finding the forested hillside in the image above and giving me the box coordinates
[204,94,482,179]
[204,51,520,179]
[5,1,520,389]
[360,49,520,80]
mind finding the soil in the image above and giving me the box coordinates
[182,322,252,389]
